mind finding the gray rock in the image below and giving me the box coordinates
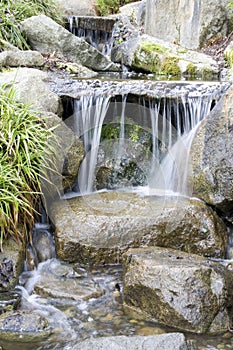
[122,247,233,334]
[119,1,146,26]
[20,15,120,72]
[50,192,228,265]
[0,239,24,292]
[0,50,44,67]
[74,333,189,350]
[145,0,231,50]
[54,0,97,16]
[192,85,233,212]
[0,68,61,115]
[41,113,85,195]
[0,311,50,342]
[112,34,219,78]
[34,259,104,301]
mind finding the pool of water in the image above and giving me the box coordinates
[0,259,233,350]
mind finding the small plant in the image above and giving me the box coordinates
[0,87,56,250]
[0,0,64,50]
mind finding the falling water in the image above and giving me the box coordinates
[71,89,214,197]
[68,16,116,56]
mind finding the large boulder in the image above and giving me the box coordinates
[74,333,190,350]
[192,85,233,213]
[20,15,120,72]
[145,0,231,50]
[112,35,219,78]
[50,192,228,265]
[0,68,61,115]
[122,247,233,334]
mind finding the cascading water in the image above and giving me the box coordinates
[68,16,116,56]
[71,88,214,197]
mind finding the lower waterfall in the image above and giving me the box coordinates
[70,85,215,197]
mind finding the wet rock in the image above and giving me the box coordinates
[50,192,228,265]
[0,50,44,67]
[112,34,219,78]
[0,291,21,315]
[41,112,85,195]
[0,311,50,342]
[33,259,104,301]
[20,15,120,72]
[145,0,231,50]
[0,239,24,292]
[122,247,233,334]
[192,85,233,213]
[74,333,190,350]
[32,229,54,263]
[0,68,62,115]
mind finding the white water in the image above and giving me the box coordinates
[71,92,214,197]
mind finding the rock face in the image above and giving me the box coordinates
[192,85,233,213]
[0,68,61,115]
[112,34,219,78]
[122,247,233,334]
[20,15,120,72]
[145,0,231,50]
[50,192,227,265]
[74,333,189,350]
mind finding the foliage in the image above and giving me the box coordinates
[96,0,138,16]
[0,87,56,249]
[0,0,64,50]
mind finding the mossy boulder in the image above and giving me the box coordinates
[112,35,219,78]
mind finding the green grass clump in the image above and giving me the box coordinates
[0,87,56,249]
[0,0,64,50]
[96,0,138,16]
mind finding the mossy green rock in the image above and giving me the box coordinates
[112,35,219,78]
[122,247,233,334]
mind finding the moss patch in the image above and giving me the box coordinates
[160,57,181,76]
[186,63,197,77]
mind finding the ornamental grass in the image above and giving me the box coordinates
[0,87,56,250]
[0,0,64,50]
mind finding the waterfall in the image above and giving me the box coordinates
[70,88,215,197]
[68,16,116,56]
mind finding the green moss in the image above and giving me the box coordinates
[225,49,233,68]
[186,63,197,77]
[201,67,215,80]
[132,48,160,73]
[141,42,168,54]
[160,57,181,76]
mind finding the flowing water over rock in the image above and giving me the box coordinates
[55,79,228,197]
[68,16,117,56]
